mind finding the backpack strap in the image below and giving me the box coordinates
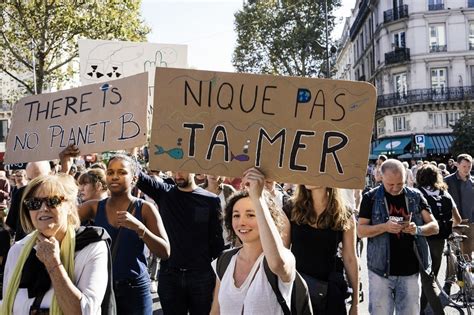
[263,258,291,315]
[216,247,241,280]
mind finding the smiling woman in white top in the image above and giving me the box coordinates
[0,174,110,315]
[210,168,295,315]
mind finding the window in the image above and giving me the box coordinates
[469,23,474,50]
[448,112,461,126]
[393,115,410,132]
[377,119,386,135]
[431,67,447,89]
[0,120,8,142]
[428,113,448,128]
[429,24,446,52]
[394,72,407,99]
[393,31,406,49]
[428,0,444,10]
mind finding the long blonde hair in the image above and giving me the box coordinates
[290,185,353,231]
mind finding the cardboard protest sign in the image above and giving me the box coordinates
[4,73,148,164]
[150,68,377,189]
[79,39,187,110]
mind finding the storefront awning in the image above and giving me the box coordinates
[425,135,455,154]
[372,137,412,155]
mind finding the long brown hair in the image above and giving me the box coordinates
[290,185,353,231]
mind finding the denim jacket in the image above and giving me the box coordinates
[366,185,432,277]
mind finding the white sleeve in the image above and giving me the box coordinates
[75,241,109,315]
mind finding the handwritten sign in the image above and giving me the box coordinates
[79,39,187,110]
[4,73,148,164]
[150,68,377,189]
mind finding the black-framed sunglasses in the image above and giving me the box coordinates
[23,196,66,211]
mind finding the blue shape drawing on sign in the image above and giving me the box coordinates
[100,83,110,92]
[230,152,250,162]
[155,145,184,159]
[297,88,311,103]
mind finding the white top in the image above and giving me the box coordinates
[1,233,108,315]
[212,253,294,315]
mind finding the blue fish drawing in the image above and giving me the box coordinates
[155,145,184,160]
[231,152,249,162]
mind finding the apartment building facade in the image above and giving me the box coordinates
[334,0,474,159]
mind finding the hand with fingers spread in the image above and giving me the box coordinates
[36,234,62,270]
[242,168,265,201]
[117,210,146,235]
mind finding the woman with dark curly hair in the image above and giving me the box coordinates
[288,185,359,315]
[210,168,295,315]
[416,163,462,313]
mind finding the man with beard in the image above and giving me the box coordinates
[358,159,439,314]
[136,170,224,315]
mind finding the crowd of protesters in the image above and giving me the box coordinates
[0,146,471,314]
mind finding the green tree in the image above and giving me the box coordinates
[450,106,474,157]
[0,0,150,97]
[232,0,341,77]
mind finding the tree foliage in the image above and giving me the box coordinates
[0,0,150,97]
[450,105,474,157]
[232,0,341,77]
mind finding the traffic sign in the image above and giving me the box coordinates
[415,135,425,147]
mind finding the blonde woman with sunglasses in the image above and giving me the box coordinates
[0,174,113,315]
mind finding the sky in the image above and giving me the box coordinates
[141,0,356,72]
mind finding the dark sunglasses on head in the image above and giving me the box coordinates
[23,196,65,211]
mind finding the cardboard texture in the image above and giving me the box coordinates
[150,68,377,189]
[4,73,148,163]
[79,39,187,112]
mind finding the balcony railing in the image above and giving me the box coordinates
[349,0,370,40]
[469,0,474,8]
[385,48,410,65]
[384,5,409,23]
[377,86,474,109]
[430,44,447,53]
[428,3,444,11]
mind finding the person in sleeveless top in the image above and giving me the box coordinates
[287,185,359,315]
[210,168,296,315]
[79,154,170,315]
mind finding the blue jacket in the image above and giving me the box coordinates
[366,185,432,277]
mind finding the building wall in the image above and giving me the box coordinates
[334,0,473,143]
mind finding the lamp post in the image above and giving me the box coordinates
[30,39,37,94]
[325,0,330,78]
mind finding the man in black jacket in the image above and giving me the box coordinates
[444,153,473,259]
[137,170,224,315]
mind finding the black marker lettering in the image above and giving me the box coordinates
[118,113,140,140]
[320,131,349,174]
[256,128,286,168]
[262,86,276,115]
[217,83,233,110]
[183,123,204,157]
[239,85,258,113]
[310,90,325,120]
[80,92,92,112]
[332,93,346,122]
[206,125,230,161]
[184,80,202,106]
[290,130,315,171]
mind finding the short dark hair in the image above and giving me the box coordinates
[457,154,472,164]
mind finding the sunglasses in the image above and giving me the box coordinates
[23,196,65,211]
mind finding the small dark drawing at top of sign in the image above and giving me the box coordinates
[87,64,104,79]
[107,66,122,78]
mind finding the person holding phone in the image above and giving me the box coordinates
[358,159,439,315]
